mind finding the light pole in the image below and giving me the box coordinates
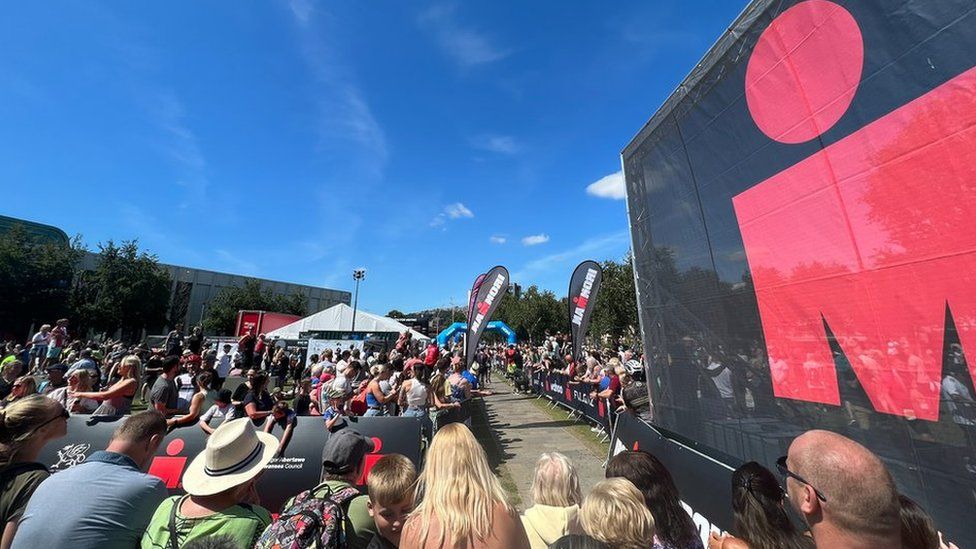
[351,268,366,334]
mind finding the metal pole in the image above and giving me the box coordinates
[351,277,360,333]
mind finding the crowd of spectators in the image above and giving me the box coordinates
[0,323,962,548]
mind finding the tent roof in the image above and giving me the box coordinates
[267,303,429,340]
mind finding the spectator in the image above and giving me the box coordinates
[708,461,813,549]
[401,423,530,548]
[898,495,941,549]
[38,362,67,394]
[366,454,417,549]
[165,324,184,357]
[216,344,234,386]
[0,396,68,548]
[48,369,98,413]
[150,356,181,417]
[292,379,314,416]
[521,452,583,549]
[66,349,100,384]
[364,365,397,417]
[0,363,22,401]
[186,326,204,356]
[579,478,655,549]
[13,411,169,548]
[140,418,275,548]
[75,354,141,416]
[606,450,702,549]
[263,401,296,457]
[28,325,50,372]
[549,534,610,549]
[322,387,348,433]
[231,369,257,416]
[318,429,379,549]
[169,372,218,430]
[782,430,901,548]
[0,378,36,410]
[177,353,201,411]
[46,319,69,367]
[242,372,274,427]
[238,329,255,371]
[198,389,238,434]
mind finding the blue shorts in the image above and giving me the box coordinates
[46,346,61,359]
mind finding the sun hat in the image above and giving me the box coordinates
[181,418,278,496]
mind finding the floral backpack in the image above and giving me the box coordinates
[255,482,362,549]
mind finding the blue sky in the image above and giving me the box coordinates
[0,0,743,313]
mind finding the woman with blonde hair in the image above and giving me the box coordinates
[47,370,98,414]
[0,395,68,549]
[580,478,656,549]
[71,354,140,416]
[401,423,530,548]
[521,452,584,549]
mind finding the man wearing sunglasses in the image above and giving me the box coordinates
[781,430,901,548]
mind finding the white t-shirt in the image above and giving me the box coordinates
[176,373,195,410]
[200,402,237,426]
[216,355,233,378]
[707,361,734,399]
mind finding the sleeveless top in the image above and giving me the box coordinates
[406,381,428,408]
[366,385,381,408]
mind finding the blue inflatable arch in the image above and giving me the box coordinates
[436,321,517,347]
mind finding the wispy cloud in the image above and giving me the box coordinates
[431,202,475,227]
[585,170,626,200]
[146,91,208,207]
[285,3,388,177]
[521,234,550,246]
[470,134,520,155]
[515,231,629,280]
[489,235,507,244]
[445,202,474,219]
[214,249,259,276]
[418,3,511,67]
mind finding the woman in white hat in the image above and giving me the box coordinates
[139,418,277,548]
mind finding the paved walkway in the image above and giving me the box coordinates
[477,380,608,507]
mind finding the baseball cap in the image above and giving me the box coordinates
[321,430,374,475]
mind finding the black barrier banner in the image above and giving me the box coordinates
[610,413,736,545]
[465,265,509,368]
[40,415,423,513]
[568,260,602,364]
[534,371,611,430]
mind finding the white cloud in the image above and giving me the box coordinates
[514,231,630,280]
[288,0,313,26]
[418,4,511,67]
[521,234,550,246]
[470,134,520,155]
[489,235,507,244]
[214,249,259,276]
[586,170,626,200]
[144,90,209,208]
[445,202,474,219]
[431,202,474,227]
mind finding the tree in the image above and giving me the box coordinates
[0,225,82,339]
[71,240,171,341]
[590,252,639,341]
[202,279,308,335]
[386,309,406,319]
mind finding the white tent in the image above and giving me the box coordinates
[266,303,429,341]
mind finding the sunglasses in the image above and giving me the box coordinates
[776,455,827,502]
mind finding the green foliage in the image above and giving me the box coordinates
[0,225,82,338]
[202,279,308,335]
[71,240,171,340]
[590,252,639,340]
[493,285,567,342]
[386,309,406,319]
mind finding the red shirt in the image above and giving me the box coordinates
[424,346,439,365]
[607,374,622,395]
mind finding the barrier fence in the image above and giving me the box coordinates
[39,415,424,514]
[528,370,613,434]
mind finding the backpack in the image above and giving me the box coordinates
[348,386,368,416]
[255,482,362,549]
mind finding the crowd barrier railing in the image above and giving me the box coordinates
[39,415,424,514]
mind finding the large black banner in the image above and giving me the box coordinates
[568,260,602,364]
[465,266,509,368]
[466,273,485,327]
[623,0,976,537]
[40,416,423,513]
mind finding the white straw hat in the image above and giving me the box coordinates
[181,418,278,496]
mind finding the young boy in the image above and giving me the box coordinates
[365,454,417,549]
[321,387,347,433]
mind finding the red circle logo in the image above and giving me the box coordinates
[166,438,185,456]
[745,0,863,143]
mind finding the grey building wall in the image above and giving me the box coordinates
[81,252,351,329]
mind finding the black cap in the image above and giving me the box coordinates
[321,430,375,475]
